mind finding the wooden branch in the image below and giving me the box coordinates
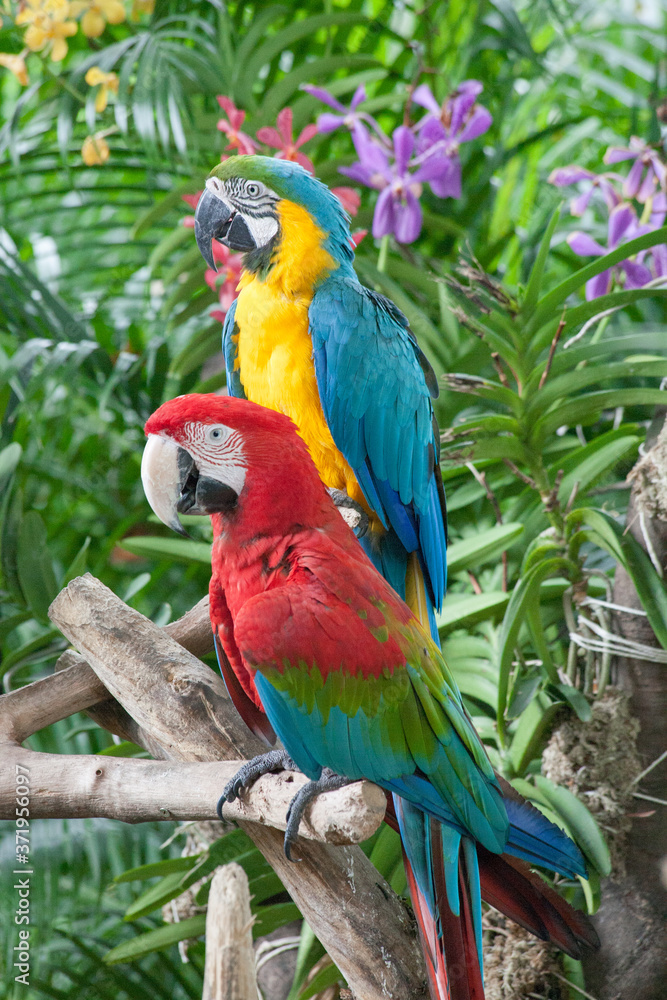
[49,574,260,762]
[164,594,215,658]
[246,825,424,1000]
[40,574,425,999]
[0,742,383,841]
[203,863,260,1000]
[49,593,214,756]
[582,419,667,1000]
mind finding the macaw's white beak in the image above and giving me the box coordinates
[141,434,196,537]
[141,434,241,536]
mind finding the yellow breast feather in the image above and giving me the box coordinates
[233,200,372,515]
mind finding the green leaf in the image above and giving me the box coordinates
[123,872,187,920]
[368,824,404,882]
[453,672,499,711]
[17,511,59,621]
[436,592,510,636]
[0,486,23,601]
[260,54,380,121]
[132,182,204,239]
[148,225,193,273]
[114,857,196,883]
[253,902,301,938]
[532,388,667,445]
[464,435,530,464]
[497,558,569,737]
[0,610,32,645]
[552,434,639,505]
[0,442,22,487]
[0,629,62,677]
[447,523,524,575]
[553,683,592,722]
[534,775,612,876]
[297,961,343,1000]
[521,203,562,318]
[540,332,667,381]
[507,672,542,720]
[246,871,285,906]
[530,224,667,332]
[285,922,321,1000]
[105,915,206,963]
[237,12,365,99]
[528,360,667,417]
[121,572,152,604]
[569,508,667,647]
[577,868,601,914]
[508,693,564,775]
[118,536,212,564]
[530,288,667,358]
[98,741,149,757]
[62,537,91,588]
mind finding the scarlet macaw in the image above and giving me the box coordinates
[142,393,597,1000]
[194,156,446,638]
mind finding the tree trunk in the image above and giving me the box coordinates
[582,423,667,999]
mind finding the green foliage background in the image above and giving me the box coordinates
[1,1,667,997]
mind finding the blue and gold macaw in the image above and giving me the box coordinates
[194,156,446,639]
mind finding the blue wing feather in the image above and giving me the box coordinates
[309,271,447,614]
[221,299,245,399]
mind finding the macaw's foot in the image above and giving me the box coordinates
[327,488,369,538]
[216,749,298,820]
[284,768,352,860]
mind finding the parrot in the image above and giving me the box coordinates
[193,155,447,640]
[141,392,598,1000]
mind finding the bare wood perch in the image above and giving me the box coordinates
[0,741,385,842]
[203,863,260,1000]
[0,574,425,999]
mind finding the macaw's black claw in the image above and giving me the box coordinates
[216,749,297,821]
[283,768,351,860]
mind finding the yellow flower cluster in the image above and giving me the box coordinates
[15,0,78,63]
[0,0,154,85]
[69,0,125,39]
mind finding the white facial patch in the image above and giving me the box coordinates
[184,421,247,496]
[244,214,280,248]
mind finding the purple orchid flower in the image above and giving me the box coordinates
[340,125,445,243]
[548,165,623,216]
[604,137,667,202]
[411,81,492,199]
[567,202,652,299]
[649,191,667,228]
[301,84,384,143]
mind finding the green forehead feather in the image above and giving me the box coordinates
[208,155,295,200]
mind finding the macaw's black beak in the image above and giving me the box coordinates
[141,435,239,537]
[194,187,257,269]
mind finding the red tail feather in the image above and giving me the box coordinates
[403,818,485,1000]
[476,847,599,958]
[405,854,451,1000]
[386,798,597,998]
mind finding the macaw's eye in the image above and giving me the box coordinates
[246,183,261,197]
[208,426,224,442]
